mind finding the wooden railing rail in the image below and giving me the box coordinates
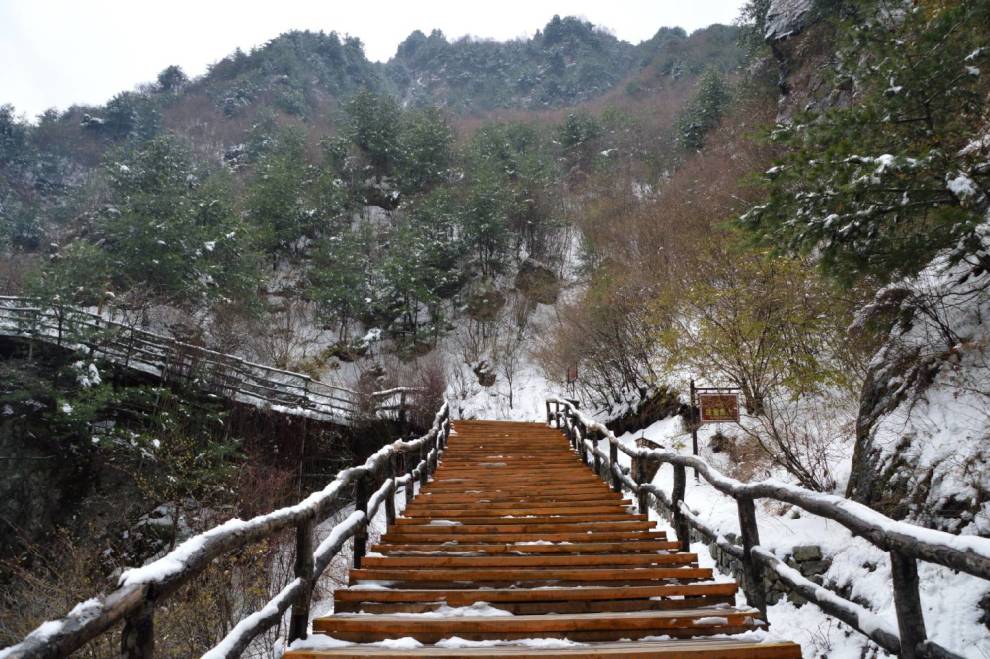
[2,402,451,659]
[0,296,415,425]
[546,396,987,659]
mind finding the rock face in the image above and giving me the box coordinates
[764,0,815,41]
[847,263,990,535]
[514,259,560,305]
[764,0,851,122]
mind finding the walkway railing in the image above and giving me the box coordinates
[2,402,451,659]
[546,396,990,659]
[0,296,415,425]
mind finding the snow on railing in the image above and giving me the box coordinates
[1,402,451,659]
[546,396,984,659]
[0,296,414,426]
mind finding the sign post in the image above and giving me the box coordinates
[689,380,741,481]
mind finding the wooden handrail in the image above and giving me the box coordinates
[546,396,980,659]
[2,402,451,659]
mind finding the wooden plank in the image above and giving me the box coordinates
[313,607,763,642]
[334,583,739,605]
[380,531,669,543]
[359,553,697,569]
[285,639,802,658]
[385,521,656,534]
[369,540,679,554]
[348,566,713,583]
[394,514,645,525]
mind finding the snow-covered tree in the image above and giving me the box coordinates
[743,1,990,286]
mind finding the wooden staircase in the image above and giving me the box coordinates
[285,420,801,657]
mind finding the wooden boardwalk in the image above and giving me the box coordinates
[286,420,801,657]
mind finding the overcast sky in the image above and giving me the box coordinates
[1,0,746,119]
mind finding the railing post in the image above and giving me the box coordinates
[398,391,407,428]
[353,470,371,569]
[890,550,927,659]
[384,455,397,527]
[736,496,768,618]
[121,601,154,659]
[576,424,588,466]
[404,450,415,502]
[634,454,649,516]
[546,400,552,426]
[288,515,315,642]
[592,429,602,480]
[610,440,620,492]
[419,442,429,487]
[429,432,440,474]
[671,464,691,554]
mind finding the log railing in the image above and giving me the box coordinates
[546,397,989,659]
[2,402,451,659]
[0,296,417,425]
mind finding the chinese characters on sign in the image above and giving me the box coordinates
[697,392,740,423]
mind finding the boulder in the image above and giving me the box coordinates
[473,360,497,387]
[514,259,560,305]
[791,544,822,562]
[466,288,506,322]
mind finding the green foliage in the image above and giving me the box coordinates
[205,30,386,117]
[45,135,264,307]
[29,242,110,307]
[97,92,162,141]
[156,65,188,93]
[310,226,374,340]
[737,0,773,57]
[558,112,604,175]
[245,126,313,258]
[397,107,453,195]
[0,356,240,501]
[742,1,990,284]
[344,90,402,177]
[676,67,732,150]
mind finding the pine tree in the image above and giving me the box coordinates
[676,67,731,151]
[742,1,990,285]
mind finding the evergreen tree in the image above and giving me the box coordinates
[742,1,990,284]
[79,135,259,308]
[676,67,731,150]
[310,227,374,341]
[245,127,311,263]
[397,107,453,195]
[344,90,402,177]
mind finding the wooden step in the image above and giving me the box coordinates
[360,553,696,569]
[285,638,802,657]
[380,531,669,544]
[387,521,655,534]
[370,540,680,554]
[333,583,739,614]
[348,566,713,585]
[403,495,631,507]
[402,506,633,517]
[394,515,645,526]
[313,608,765,643]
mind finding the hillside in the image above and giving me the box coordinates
[3,1,990,656]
